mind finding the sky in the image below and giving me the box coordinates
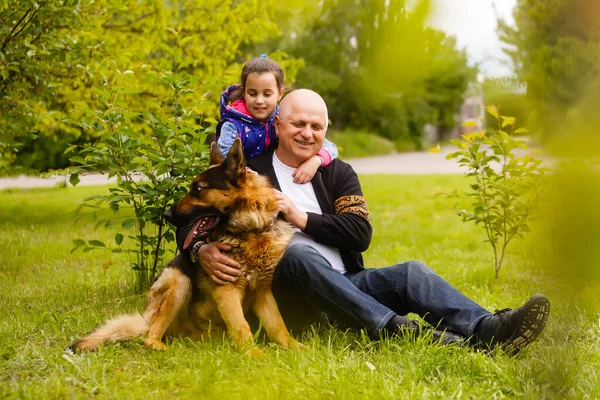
[428,0,517,78]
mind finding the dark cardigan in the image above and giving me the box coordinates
[248,149,372,273]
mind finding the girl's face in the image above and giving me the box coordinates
[243,72,284,121]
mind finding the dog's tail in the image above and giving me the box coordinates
[68,313,148,352]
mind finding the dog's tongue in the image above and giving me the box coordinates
[183,219,203,250]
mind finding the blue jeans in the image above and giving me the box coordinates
[271,244,491,337]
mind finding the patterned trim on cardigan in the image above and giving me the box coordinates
[334,195,371,222]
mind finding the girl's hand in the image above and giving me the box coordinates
[292,155,322,184]
[273,189,308,230]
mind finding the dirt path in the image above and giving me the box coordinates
[1,146,550,190]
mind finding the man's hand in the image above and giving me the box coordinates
[292,155,322,184]
[197,242,242,285]
[273,189,308,230]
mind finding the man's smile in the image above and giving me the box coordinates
[294,138,314,147]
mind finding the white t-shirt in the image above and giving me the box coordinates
[273,152,346,274]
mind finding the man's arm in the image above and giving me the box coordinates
[275,162,372,252]
[303,165,372,252]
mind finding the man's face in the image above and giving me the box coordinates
[274,101,327,168]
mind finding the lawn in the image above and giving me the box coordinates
[1,175,598,399]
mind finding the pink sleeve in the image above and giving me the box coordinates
[317,148,332,167]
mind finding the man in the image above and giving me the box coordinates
[187,89,550,352]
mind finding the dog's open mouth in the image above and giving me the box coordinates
[183,215,220,250]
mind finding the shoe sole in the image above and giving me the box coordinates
[505,294,550,354]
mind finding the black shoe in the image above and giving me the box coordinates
[474,294,550,354]
[386,315,465,346]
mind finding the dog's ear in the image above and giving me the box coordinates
[223,138,246,183]
[210,142,225,166]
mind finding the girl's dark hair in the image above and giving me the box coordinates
[228,56,285,102]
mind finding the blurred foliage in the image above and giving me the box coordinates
[328,129,395,159]
[542,161,600,304]
[499,0,600,309]
[436,106,548,279]
[498,0,600,142]
[253,0,476,149]
[0,0,300,174]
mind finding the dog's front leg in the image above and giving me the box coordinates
[252,288,306,351]
[143,268,192,350]
[212,285,263,357]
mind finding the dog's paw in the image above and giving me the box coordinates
[144,338,167,351]
[289,339,308,351]
[246,346,264,358]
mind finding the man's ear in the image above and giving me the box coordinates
[223,138,246,183]
[210,142,225,166]
[274,115,280,138]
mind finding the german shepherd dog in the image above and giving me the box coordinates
[70,139,304,357]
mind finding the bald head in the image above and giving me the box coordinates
[274,89,329,168]
[279,89,328,129]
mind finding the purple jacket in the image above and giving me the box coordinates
[217,84,278,160]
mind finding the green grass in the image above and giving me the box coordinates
[328,129,396,158]
[1,176,599,399]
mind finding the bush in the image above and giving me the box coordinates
[393,139,419,152]
[14,132,88,174]
[68,37,213,290]
[435,106,548,279]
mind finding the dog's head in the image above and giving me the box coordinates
[164,138,250,249]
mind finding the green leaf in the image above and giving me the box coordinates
[178,60,194,70]
[178,36,194,46]
[514,127,529,134]
[69,156,86,165]
[132,157,148,165]
[486,105,499,119]
[157,42,175,56]
[115,233,124,245]
[69,174,80,186]
[501,116,516,128]
[122,218,137,228]
[63,144,78,155]
[461,121,478,127]
[499,130,511,141]
[89,240,106,247]
[103,220,117,228]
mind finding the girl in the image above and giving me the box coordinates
[217,55,338,184]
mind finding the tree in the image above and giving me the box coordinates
[498,0,600,140]
[0,0,90,173]
[265,0,475,148]
[1,0,295,174]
